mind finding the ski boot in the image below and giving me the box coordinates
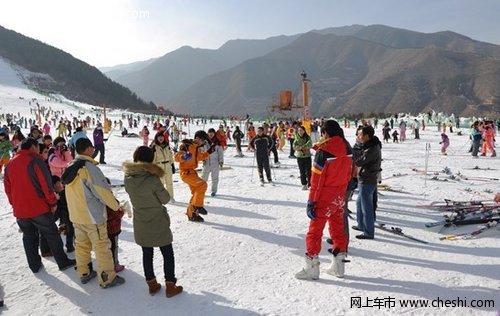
[295,254,320,280]
[326,248,347,278]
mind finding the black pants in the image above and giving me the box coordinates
[414,129,420,139]
[92,143,106,163]
[289,139,295,157]
[142,244,176,282]
[270,146,279,163]
[256,153,271,181]
[297,157,311,186]
[109,233,119,265]
[235,138,242,155]
[17,212,70,272]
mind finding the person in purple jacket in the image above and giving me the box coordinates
[92,122,106,164]
[439,133,450,155]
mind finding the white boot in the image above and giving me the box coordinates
[295,255,320,280]
[326,252,346,278]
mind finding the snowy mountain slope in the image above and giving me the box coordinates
[0,60,499,315]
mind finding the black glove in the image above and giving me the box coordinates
[171,163,176,174]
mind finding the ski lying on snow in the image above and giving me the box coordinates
[439,221,499,240]
[375,223,429,244]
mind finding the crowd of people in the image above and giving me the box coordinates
[0,106,498,304]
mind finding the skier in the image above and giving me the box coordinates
[439,133,450,155]
[249,127,273,184]
[382,122,391,143]
[480,123,496,157]
[471,121,482,158]
[392,130,399,143]
[92,123,106,164]
[295,120,352,280]
[413,119,420,139]
[293,125,312,190]
[202,128,224,196]
[151,131,175,202]
[174,131,213,222]
[232,126,244,157]
[399,120,407,142]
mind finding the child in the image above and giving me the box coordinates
[52,176,75,252]
[392,130,399,143]
[105,178,125,272]
[439,133,450,155]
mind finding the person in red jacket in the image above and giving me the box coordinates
[105,178,125,273]
[296,120,352,281]
[215,125,227,150]
[3,138,75,273]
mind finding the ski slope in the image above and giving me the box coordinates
[0,58,499,315]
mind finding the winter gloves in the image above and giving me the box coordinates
[306,200,316,220]
[181,152,192,161]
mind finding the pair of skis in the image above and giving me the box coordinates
[425,208,500,231]
[440,221,499,240]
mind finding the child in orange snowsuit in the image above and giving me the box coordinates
[174,131,213,222]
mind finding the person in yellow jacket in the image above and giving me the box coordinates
[151,131,175,202]
[174,130,213,222]
[277,122,286,151]
[61,138,125,289]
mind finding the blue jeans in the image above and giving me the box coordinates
[356,183,376,237]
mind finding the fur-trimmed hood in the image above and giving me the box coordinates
[122,161,164,178]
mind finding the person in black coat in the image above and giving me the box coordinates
[352,126,382,239]
[249,127,273,183]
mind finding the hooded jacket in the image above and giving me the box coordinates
[353,136,382,184]
[61,155,119,224]
[123,162,172,247]
[308,136,353,203]
[48,147,72,177]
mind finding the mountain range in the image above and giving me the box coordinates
[0,25,155,111]
[1,23,499,117]
[104,24,500,117]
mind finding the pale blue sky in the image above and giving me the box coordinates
[1,0,499,67]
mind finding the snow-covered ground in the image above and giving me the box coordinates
[0,59,499,315]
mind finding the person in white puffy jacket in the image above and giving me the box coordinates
[202,128,224,196]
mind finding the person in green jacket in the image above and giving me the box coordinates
[123,146,183,298]
[0,131,13,175]
[293,126,312,190]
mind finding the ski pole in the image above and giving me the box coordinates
[251,150,256,182]
[424,143,431,187]
[270,158,277,180]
